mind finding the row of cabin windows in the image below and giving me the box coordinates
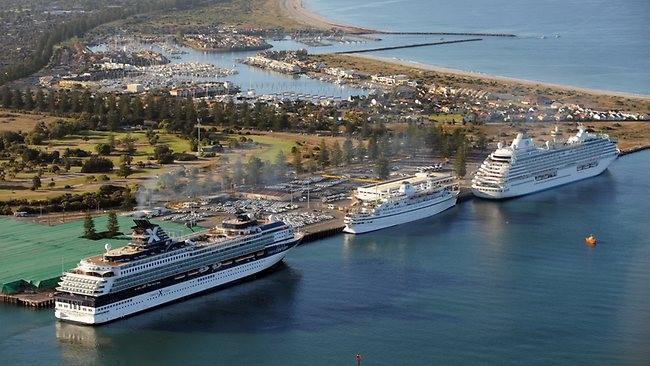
[100,259,267,311]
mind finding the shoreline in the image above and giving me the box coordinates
[355,55,650,101]
[279,0,650,100]
[279,0,379,34]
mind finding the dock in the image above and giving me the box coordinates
[1,291,55,308]
[333,38,483,54]
[300,225,345,244]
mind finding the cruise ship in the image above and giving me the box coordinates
[343,172,459,234]
[472,125,619,199]
[55,215,301,325]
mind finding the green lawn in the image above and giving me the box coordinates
[0,216,195,288]
[233,134,297,162]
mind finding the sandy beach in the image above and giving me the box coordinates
[278,0,650,101]
[280,0,378,34]
[357,55,650,100]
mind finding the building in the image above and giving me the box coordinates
[126,83,143,93]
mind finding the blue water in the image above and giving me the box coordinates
[305,0,650,95]
[1,151,649,365]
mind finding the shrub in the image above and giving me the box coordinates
[81,156,114,173]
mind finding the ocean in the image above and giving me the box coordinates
[304,0,650,95]
[1,151,649,365]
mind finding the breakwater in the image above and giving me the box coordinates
[333,38,482,54]
[378,31,516,37]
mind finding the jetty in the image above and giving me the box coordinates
[379,31,516,37]
[1,291,55,308]
[333,38,483,54]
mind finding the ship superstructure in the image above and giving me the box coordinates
[344,172,458,234]
[472,125,619,199]
[55,215,301,325]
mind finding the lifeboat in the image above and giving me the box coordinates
[585,235,597,247]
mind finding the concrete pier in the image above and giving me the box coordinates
[333,38,483,54]
[1,292,55,308]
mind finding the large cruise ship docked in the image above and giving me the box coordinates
[55,215,301,325]
[343,172,459,234]
[472,125,619,199]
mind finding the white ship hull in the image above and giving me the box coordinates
[343,193,457,234]
[55,250,290,325]
[472,154,617,199]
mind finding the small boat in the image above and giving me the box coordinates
[585,235,597,247]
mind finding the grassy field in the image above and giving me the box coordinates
[0,215,195,287]
[0,110,73,132]
[1,128,194,201]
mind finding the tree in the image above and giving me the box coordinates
[375,157,390,180]
[356,141,367,162]
[0,86,11,108]
[274,150,287,180]
[367,136,379,161]
[81,156,114,173]
[95,143,112,156]
[121,134,137,155]
[476,132,488,150]
[153,145,174,164]
[83,213,96,239]
[120,154,133,166]
[454,145,467,178]
[318,139,329,168]
[292,147,303,173]
[145,128,159,146]
[246,156,264,186]
[117,163,133,178]
[31,175,42,190]
[330,141,342,166]
[343,137,354,164]
[107,212,119,237]
[23,89,34,110]
[11,89,23,109]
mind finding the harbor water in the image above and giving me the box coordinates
[1,150,649,364]
[305,0,650,95]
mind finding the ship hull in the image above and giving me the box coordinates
[55,247,293,325]
[472,154,617,199]
[343,193,457,234]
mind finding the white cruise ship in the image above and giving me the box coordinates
[55,215,301,325]
[343,172,459,234]
[472,125,619,199]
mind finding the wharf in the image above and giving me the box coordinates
[334,38,482,54]
[1,291,55,308]
[300,225,345,244]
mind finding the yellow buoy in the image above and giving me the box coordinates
[585,235,597,247]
